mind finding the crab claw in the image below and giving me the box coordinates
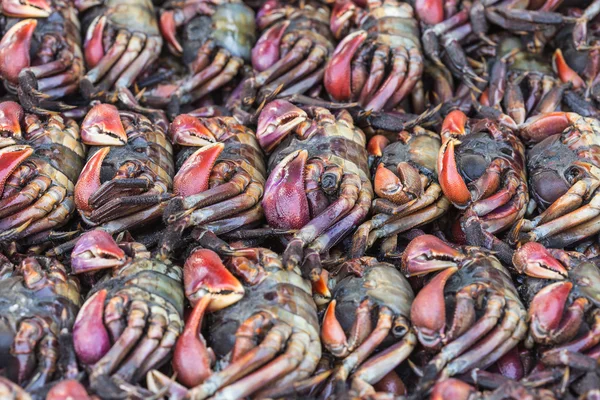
[172,297,213,387]
[47,380,92,400]
[553,49,584,90]
[374,162,422,204]
[512,242,568,280]
[81,104,127,146]
[324,30,367,102]
[1,0,51,17]
[438,139,471,208]
[0,101,24,143]
[402,234,463,276]
[257,100,307,153]
[71,230,127,274]
[169,114,217,146]
[0,19,37,84]
[367,135,390,158]
[431,378,476,400]
[414,0,444,25]
[528,281,573,342]
[75,147,110,215]
[519,112,578,143]
[84,15,106,69]
[440,110,468,140]
[183,248,244,311]
[0,145,34,195]
[159,10,183,55]
[330,0,357,39]
[263,149,310,230]
[73,289,111,365]
[252,21,289,72]
[173,143,224,197]
[412,267,457,348]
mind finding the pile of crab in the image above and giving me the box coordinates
[0,0,600,399]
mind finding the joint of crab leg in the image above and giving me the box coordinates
[512,242,568,279]
[159,10,183,55]
[184,248,244,311]
[401,235,463,276]
[411,267,458,348]
[263,150,310,229]
[169,114,217,146]
[438,139,470,208]
[1,0,51,18]
[84,16,106,69]
[173,296,214,387]
[0,19,37,84]
[73,289,111,365]
[71,230,127,274]
[252,21,289,72]
[173,143,224,197]
[374,162,422,204]
[257,100,307,153]
[81,104,127,146]
[74,147,110,215]
[324,30,368,102]
[553,49,585,90]
[414,0,444,25]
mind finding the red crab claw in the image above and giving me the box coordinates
[374,162,422,204]
[81,104,128,146]
[173,143,224,197]
[367,135,390,158]
[325,30,367,102]
[414,0,444,25]
[519,112,579,143]
[0,19,37,84]
[0,145,34,195]
[174,249,244,387]
[263,149,310,230]
[438,113,471,208]
[0,101,24,145]
[330,0,357,39]
[252,21,289,72]
[1,0,51,17]
[75,147,110,215]
[431,378,476,400]
[183,248,244,310]
[553,49,584,90]
[512,242,568,280]
[84,15,106,69]
[402,234,463,276]
[71,230,127,274]
[159,10,183,55]
[73,289,111,365]
[169,114,217,146]
[256,100,307,153]
[411,267,458,348]
[47,380,92,400]
[528,281,573,342]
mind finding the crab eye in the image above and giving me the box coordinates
[531,170,569,209]
[458,154,487,183]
